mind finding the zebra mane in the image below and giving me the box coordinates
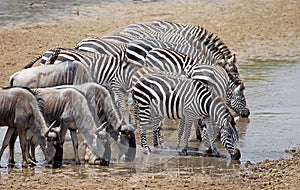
[24,47,67,68]
[203,30,232,60]
[156,20,234,63]
[24,54,43,69]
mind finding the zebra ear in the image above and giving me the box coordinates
[233,85,241,93]
[232,54,237,63]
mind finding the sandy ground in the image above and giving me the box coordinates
[0,0,299,189]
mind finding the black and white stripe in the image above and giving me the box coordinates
[38,48,121,88]
[132,72,240,159]
[74,38,127,61]
[125,38,215,67]
[124,21,240,78]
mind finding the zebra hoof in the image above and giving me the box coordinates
[160,143,166,149]
[143,147,151,155]
[180,149,188,156]
[214,152,221,158]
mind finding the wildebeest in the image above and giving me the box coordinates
[52,83,136,162]
[31,87,110,166]
[0,87,54,167]
[9,59,137,163]
[9,60,95,88]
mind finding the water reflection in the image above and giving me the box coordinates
[238,59,300,163]
[0,59,299,178]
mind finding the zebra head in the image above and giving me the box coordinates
[226,82,250,118]
[220,118,241,160]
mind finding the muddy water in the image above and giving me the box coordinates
[0,59,299,178]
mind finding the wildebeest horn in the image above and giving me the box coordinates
[95,121,107,134]
[44,120,57,137]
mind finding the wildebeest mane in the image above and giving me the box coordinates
[2,86,35,95]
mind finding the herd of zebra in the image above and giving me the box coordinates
[1,20,250,167]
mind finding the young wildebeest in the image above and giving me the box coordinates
[4,87,110,166]
[9,60,95,88]
[48,83,136,163]
[0,87,54,167]
[34,87,111,166]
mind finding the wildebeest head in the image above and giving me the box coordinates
[44,121,63,168]
[118,123,136,162]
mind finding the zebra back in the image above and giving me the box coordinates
[133,72,229,123]
[125,38,214,67]
[133,21,239,77]
[184,64,229,98]
[38,48,121,88]
[101,33,137,44]
[145,47,216,74]
[74,38,127,61]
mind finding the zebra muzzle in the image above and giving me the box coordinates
[231,148,241,160]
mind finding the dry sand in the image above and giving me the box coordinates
[0,0,299,189]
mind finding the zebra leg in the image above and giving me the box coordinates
[152,117,163,149]
[133,99,152,154]
[202,119,220,157]
[139,125,151,154]
[176,118,185,150]
[194,119,204,141]
[181,115,195,156]
[136,104,152,155]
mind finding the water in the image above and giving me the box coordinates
[237,59,300,163]
[0,0,173,26]
[0,59,299,178]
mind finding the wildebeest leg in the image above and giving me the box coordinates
[28,139,37,163]
[124,130,136,162]
[0,128,16,164]
[9,129,18,164]
[16,125,29,167]
[69,129,80,164]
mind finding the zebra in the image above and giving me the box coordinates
[25,48,121,89]
[74,38,127,61]
[132,72,241,160]
[124,20,240,79]
[143,47,248,143]
[125,38,215,67]
[144,47,217,73]
[143,47,247,116]
[120,28,190,45]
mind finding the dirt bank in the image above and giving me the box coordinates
[0,0,299,189]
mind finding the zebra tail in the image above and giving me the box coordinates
[24,54,43,69]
